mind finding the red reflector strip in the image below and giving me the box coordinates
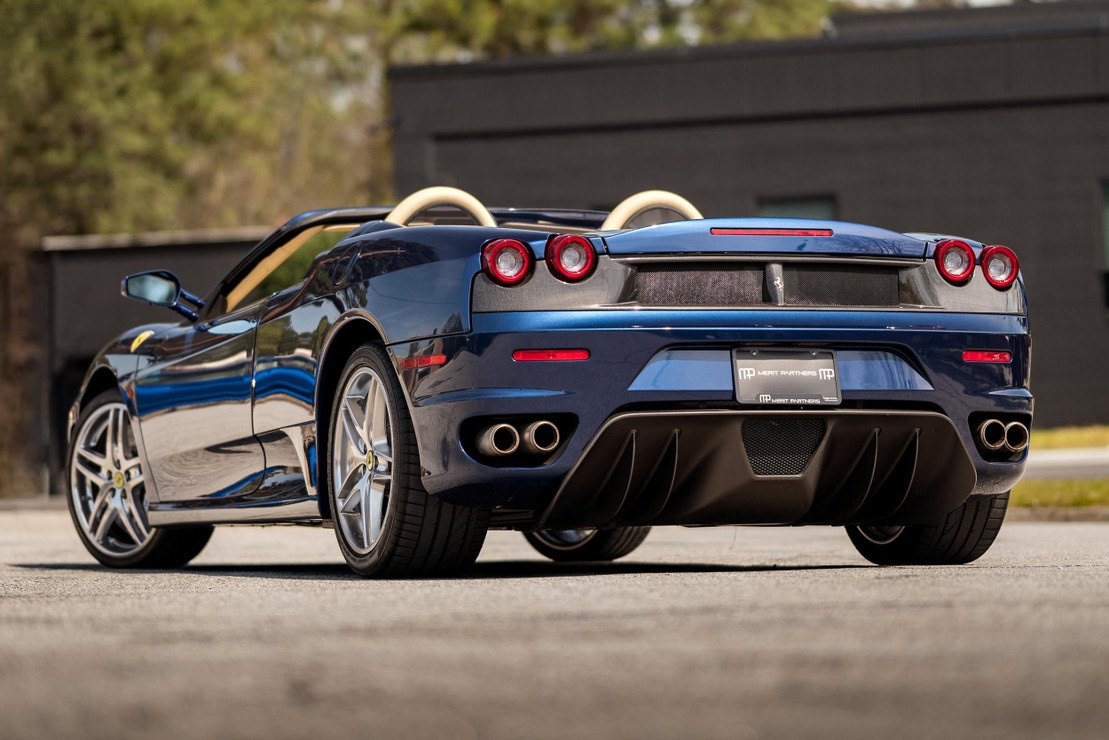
[710,227,834,237]
[512,349,590,362]
[963,350,1011,364]
[400,354,447,370]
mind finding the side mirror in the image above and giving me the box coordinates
[121,270,203,320]
[123,271,180,306]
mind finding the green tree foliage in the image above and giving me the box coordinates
[0,0,379,246]
[386,0,652,59]
[0,0,860,494]
[380,0,844,63]
[0,0,854,248]
[687,0,836,43]
[0,0,378,493]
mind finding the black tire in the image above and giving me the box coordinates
[523,527,651,562]
[846,492,1009,565]
[68,390,213,569]
[327,345,489,578]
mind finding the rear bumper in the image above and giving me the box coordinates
[395,309,1031,527]
[541,410,975,528]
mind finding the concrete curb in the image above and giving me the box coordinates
[1024,446,1109,480]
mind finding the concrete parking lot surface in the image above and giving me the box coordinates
[1,509,1107,739]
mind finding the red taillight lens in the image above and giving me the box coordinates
[512,349,590,362]
[963,350,1012,363]
[934,239,975,284]
[546,234,596,282]
[482,239,532,286]
[980,245,1019,289]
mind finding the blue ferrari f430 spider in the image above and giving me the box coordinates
[66,187,1031,576]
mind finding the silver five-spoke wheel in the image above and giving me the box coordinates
[70,401,151,557]
[332,364,394,555]
[67,390,213,569]
[327,345,489,577]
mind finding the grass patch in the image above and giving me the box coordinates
[1030,425,1109,450]
[1011,479,1109,508]
[1010,425,1109,507]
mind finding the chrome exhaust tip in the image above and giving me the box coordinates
[977,419,1007,452]
[477,423,520,457]
[520,420,560,455]
[1004,421,1030,453]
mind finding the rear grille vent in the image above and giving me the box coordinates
[784,265,899,307]
[636,264,763,306]
[632,262,900,308]
[741,417,826,476]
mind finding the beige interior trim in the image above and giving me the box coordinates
[599,190,704,231]
[225,224,355,311]
[385,186,498,228]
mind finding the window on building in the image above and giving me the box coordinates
[757,195,837,221]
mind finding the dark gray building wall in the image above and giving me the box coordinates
[40,230,267,485]
[830,0,1109,39]
[391,22,1109,428]
[43,229,273,371]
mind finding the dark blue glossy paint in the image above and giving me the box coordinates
[602,218,928,257]
[75,207,1032,526]
[133,374,254,414]
[397,306,1030,510]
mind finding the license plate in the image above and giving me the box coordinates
[733,350,841,406]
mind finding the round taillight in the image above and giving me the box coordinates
[934,239,975,285]
[482,238,532,286]
[980,245,1019,289]
[546,234,596,282]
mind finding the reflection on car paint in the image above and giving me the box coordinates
[68,191,1032,576]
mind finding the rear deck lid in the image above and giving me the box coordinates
[600,218,928,259]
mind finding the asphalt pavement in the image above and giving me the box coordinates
[1,509,1107,740]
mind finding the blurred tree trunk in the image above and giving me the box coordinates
[0,247,39,496]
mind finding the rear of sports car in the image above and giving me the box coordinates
[395,218,1030,563]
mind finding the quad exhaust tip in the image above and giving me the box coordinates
[977,419,1029,454]
[476,419,561,458]
[1004,421,1030,453]
[521,420,561,455]
[477,423,520,457]
[977,419,1007,451]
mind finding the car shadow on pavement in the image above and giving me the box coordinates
[466,560,868,580]
[14,560,868,581]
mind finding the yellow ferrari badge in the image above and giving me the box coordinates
[130,330,155,353]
